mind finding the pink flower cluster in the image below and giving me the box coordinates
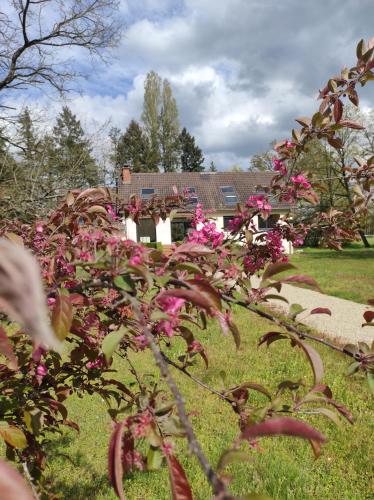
[246,195,272,213]
[290,174,311,189]
[280,173,312,203]
[188,204,224,248]
[272,157,287,176]
[133,411,153,438]
[243,229,286,274]
[86,354,106,370]
[156,296,185,337]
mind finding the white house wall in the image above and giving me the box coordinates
[123,213,293,254]
[155,217,172,245]
[123,218,137,241]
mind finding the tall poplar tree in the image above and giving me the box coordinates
[141,71,162,171]
[159,79,180,171]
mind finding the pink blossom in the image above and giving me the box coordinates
[134,411,152,438]
[246,195,272,213]
[227,215,244,233]
[285,140,296,148]
[47,297,56,306]
[129,255,142,266]
[290,174,311,189]
[36,364,47,377]
[134,335,148,350]
[272,157,287,175]
[86,355,105,370]
[79,251,94,262]
[35,222,44,233]
[158,296,185,314]
[106,236,120,247]
[105,204,118,220]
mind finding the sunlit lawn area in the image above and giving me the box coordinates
[288,238,374,304]
[47,306,373,500]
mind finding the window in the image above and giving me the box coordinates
[171,219,193,242]
[186,187,198,205]
[223,216,234,230]
[220,186,238,205]
[141,188,155,200]
[258,214,280,231]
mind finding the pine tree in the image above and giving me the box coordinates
[209,161,217,172]
[51,106,99,188]
[116,120,151,173]
[159,79,180,171]
[179,128,205,172]
[141,71,162,171]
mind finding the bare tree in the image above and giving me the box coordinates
[0,0,121,98]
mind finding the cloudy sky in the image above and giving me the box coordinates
[8,0,374,169]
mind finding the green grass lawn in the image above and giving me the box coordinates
[288,238,374,304]
[46,307,373,500]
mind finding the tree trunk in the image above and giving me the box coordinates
[358,229,371,248]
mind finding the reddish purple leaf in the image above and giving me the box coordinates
[310,384,333,399]
[333,99,343,123]
[281,274,321,291]
[338,120,365,130]
[299,397,353,424]
[240,417,326,443]
[0,459,33,500]
[108,421,126,500]
[186,280,222,311]
[262,262,296,282]
[258,332,288,347]
[158,289,213,312]
[311,308,332,316]
[174,242,213,256]
[363,311,374,323]
[166,455,193,500]
[292,338,324,385]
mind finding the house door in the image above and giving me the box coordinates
[137,219,156,243]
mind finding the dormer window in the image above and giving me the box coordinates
[186,187,198,204]
[141,188,155,200]
[220,186,238,205]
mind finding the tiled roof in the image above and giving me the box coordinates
[117,171,292,211]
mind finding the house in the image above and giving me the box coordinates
[117,167,294,253]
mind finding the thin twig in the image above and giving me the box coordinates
[161,351,233,404]
[22,462,40,500]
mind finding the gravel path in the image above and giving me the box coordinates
[251,276,373,345]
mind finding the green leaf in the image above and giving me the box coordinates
[23,409,43,436]
[217,449,252,471]
[102,328,126,363]
[114,275,134,292]
[288,304,306,320]
[346,361,360,376]
[147,446,163,471]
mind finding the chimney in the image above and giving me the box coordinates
[122,165,131,184]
